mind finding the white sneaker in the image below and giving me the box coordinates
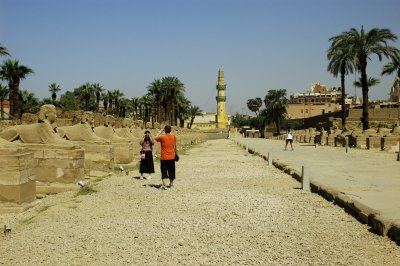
[145,176,152,180]
[160,185,168,190]
[140,176,144,180]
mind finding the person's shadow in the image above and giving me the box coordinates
[143,184,164,189]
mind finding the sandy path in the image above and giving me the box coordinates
[1,139,400,265]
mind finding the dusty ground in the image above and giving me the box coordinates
[1,139,400,265]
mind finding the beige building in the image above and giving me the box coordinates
[287,102,341,119]
[287,83,344,119]
[189,112,218,130]
[0,99,10,119]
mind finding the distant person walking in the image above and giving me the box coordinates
[139,130,155,179]
[285,127,294,151]
[154,125,177,190]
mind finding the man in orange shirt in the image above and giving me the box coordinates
[154,125,177,190]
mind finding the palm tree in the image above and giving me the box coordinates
[176,95,190,127]
[78,82,95,111]
[0,43,10,56]
[381,53,400,92]
[327,40,355,131]
[188,105,202,129]
[329,27,399,130]
[0,59,34,118]
[353,76,381,88]
[264,89,288,134]
[92,83,103,112]
[110,89,124,116]
[101,91,109,114]
[48,83,61,103]
[19,90,39,115]
[119,97,130,118]
[140,94,154,124]
[382,55,400,78]
[147,79,163,123]
[107,90,113,114]
[161,76,185,126]
[0,83,9,119]
[131,97,140,120]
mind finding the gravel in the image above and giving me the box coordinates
[1,139,399,265]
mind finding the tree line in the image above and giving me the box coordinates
[0,44,202,128]
[231,89,288,136]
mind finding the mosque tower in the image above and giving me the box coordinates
[216,66,228,128]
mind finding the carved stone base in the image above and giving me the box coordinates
[355,136,368,149]
[73,142,114,177]
[21,144,85,190]
[113,142,133,164]
[381,137,400,152]
[0,149,36,204]
[36,182,80,195]
[0,199,39,214]
[0,179,36,204]
[367,137,381,150]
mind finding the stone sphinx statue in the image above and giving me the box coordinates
[93,115,134,164]
[0,104,84,194]
[0,104,76,146]
[392,125,400,135]
[93,115,131,143]
[56,111,110,144]
[115,118,135,139]
[0,135,16,147]
[377,127,392,137]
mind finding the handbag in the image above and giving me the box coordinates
[174,154,179,162]
[140,150,145,160]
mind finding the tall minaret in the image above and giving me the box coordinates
[216,66,228,128]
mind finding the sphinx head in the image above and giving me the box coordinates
[38,104,57,124]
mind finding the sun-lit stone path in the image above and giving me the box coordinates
[1,139,399,265]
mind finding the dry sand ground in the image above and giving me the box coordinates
[1,139,400,265]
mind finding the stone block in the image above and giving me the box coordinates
[367,137,381,150]
[113,142,133,164]
[74,141,114,177]
[327,136,336,146]
[381,137,400,152]
[21,144,85,186]
[0,180,36,204]
[0,149,36,204]
[355,136,368,149]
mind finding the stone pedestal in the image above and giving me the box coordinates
[113,142,133,164]
[327,135,337,146]
[381,136,400,152]
[0,148,36,204]
[21,144,85,194]
[367,137,381,150]
[335,136,347,147]
[353,136,368,149]
[73,142,114,177]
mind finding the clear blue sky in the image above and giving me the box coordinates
[1,0,399,114]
